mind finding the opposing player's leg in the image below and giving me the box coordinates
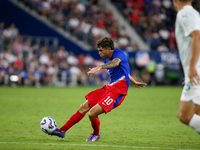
[49,100,91,138]
[195,106,200,115]
[178,83,200,133]
[86,104,104,141]
[178,101,198,124]
[178,101,200,133]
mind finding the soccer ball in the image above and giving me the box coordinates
[40,117,57,134]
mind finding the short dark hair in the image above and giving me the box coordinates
[96,37,114,50]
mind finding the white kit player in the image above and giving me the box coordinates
[174,0,200,133]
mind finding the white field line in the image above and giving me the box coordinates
[0,142,199,150]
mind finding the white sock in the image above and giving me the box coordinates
[189,114,200,133]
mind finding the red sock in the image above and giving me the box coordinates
[59,110,85,132]
[90,117,100,135]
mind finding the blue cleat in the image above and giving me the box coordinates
[86,133,100,142]
[48,128,66,138]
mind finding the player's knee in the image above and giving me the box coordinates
[177,111,191,125]
[79,103,90,114]
[88,111,96,120]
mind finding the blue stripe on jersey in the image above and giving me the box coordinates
[109,95,123,112]
[113,95,123,107]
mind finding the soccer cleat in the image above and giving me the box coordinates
[86,133,100,142]
[48,128,66,138]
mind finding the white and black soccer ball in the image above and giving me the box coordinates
[40,117,57,134]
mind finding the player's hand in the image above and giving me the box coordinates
[188,67,200,86]
[133,82,147,88]
[87,66,102,75]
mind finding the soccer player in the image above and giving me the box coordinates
[49,37,147,141]
[174,0,200,133]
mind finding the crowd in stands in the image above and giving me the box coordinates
[0,22,111,87]
[112,0,198,51]
[19,0,140,51]
[2,0,193,87]
[0,21,184,87]
[18,0,199,52]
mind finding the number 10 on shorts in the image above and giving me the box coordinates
[102,96,113,106]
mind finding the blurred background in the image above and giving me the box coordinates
[0,0,199,87]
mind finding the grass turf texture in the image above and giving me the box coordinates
[0,86,199,150]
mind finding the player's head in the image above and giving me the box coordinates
[173,0,192,11]
[96,37,114,50]
[96,37,114,59]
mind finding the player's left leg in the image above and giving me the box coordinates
[86,93,125,141]
[86,104,104,141]
[88,103,105,119]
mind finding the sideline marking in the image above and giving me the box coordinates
[0,142,199,150]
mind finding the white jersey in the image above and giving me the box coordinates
[175,5,200,83]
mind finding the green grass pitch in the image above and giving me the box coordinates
[0,86,199,150]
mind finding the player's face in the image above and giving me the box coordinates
[97,47,110,59]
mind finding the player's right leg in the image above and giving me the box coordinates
[178,101,200,133]
[49,100,91,138]
[59,100,91,132]
[48,128,66,138]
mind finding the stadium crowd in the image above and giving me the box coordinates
[112,0,177,50]
[19,0,140,51]
[18,0,199,51]
[112,0,199,50]
[3,0,195,87]
[0,22,113,87]
[0,21,156,87]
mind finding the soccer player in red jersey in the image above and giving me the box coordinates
[49,37,147,141]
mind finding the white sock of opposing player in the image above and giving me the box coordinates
[189,114,200,133]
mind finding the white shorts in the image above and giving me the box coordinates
[180,82,200,105]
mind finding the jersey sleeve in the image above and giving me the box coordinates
[178,11,200,37]
[112,49,126,63]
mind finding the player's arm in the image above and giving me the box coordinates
[129,75,147,88]
[102,58,121,69]
[189,30,200,86]
[87,58,121,75]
